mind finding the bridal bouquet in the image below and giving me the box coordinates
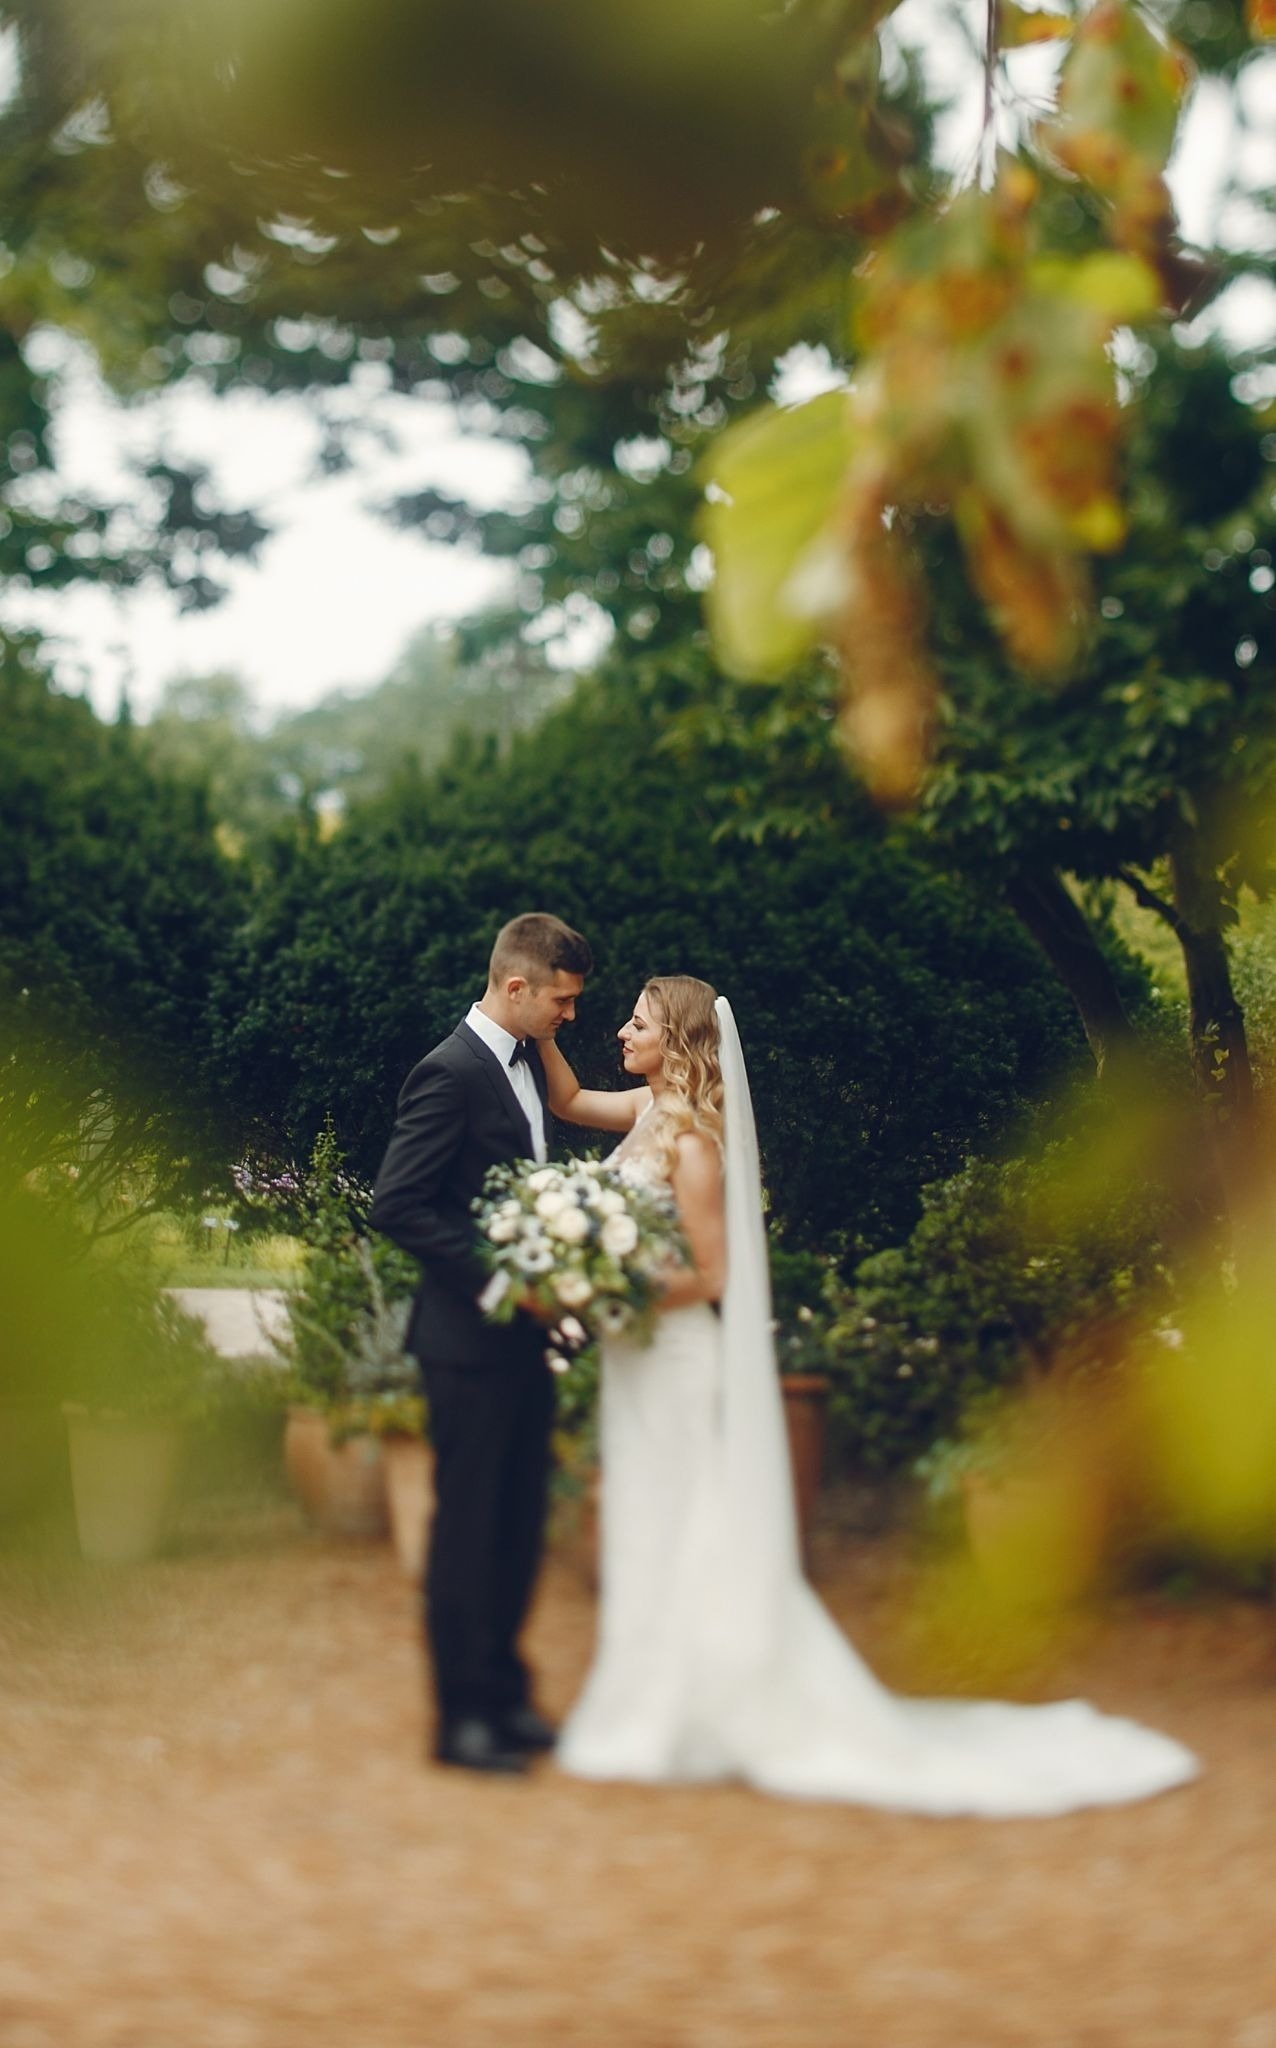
[474,1159,684,1346]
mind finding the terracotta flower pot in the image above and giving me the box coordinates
[382,1434,434,1579]
[283,1405,389,1540]
[961,1467,1107,1604]
[64,1410,185,1565]
[781,1373,829,1559]
[283,1405,331,1519]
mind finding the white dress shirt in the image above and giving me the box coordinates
[464,1003,548,1163]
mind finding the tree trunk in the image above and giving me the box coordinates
[1005,869,1138,1078]
[1167,846,1254,1125]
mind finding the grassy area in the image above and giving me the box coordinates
[133,1211,305,1290]
[1108,884,1187,1002]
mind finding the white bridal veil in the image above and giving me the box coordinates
[713,996,803,1668]
[705,996,1199,1812]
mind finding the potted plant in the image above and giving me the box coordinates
[914,1385,1109,1604]
[373,1393,432,1579]
[771,1245,837,1558]
[282,1199,421,1544]
[343,1240,429,1573]
[62,1285,224,1564]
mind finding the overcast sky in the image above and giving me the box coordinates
[3,7,1272,725]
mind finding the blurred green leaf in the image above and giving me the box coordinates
[702,390,854,679]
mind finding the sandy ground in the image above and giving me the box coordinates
[1,1496,1274,2048]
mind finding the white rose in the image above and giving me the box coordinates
[554,1271,594,1308]
[535,1190,568,1221]
[548,1206,590,1245]
[526,1167,562,1194]
[594,1189,627,1217]
[487,1214,520,1244]
[600,1213,640,1258]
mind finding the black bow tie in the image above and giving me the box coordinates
[508,1038,534,1069]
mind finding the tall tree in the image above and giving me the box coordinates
[0,0,1264,694]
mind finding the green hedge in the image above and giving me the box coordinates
[216,668,1085,1263]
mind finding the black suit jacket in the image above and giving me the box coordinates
[369,1021,551,1370]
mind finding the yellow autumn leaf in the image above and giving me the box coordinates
[1000,1,1074,48]
[1068,493,1127,551]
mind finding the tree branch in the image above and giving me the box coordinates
[981,0,1001,184]
[1115,866,1192,944]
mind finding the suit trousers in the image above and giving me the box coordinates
[418,1346,556,1726]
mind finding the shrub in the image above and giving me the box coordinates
[824,1138,1179,1474]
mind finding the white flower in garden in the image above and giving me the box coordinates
[594,1189,626,1218]
[487,1214,520,1244]
[535,1190,569,1222]
[554,1271,594,1308]
[548,1205,590,1245]
[600,1213,640,1257]
[517,1242,555,1276]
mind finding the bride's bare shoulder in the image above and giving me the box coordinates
[671,1124,723,1181]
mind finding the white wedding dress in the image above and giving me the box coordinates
[557,1000,1199,1815]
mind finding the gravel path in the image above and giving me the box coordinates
[165,1288,290,1360]
[1,1505,1273,2048]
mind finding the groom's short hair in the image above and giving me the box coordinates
[489,912,592,987]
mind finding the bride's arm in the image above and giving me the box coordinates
[660,1132,726,1309]
[536,1035,650,1133]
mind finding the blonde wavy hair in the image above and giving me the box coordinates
[642,976,723,1174]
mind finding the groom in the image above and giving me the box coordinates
[370,911,592,1774]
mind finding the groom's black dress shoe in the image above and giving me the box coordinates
[500,1705,557,1753]
[435,1717,530,1775]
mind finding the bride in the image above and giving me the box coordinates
[537,976,1198,1815]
